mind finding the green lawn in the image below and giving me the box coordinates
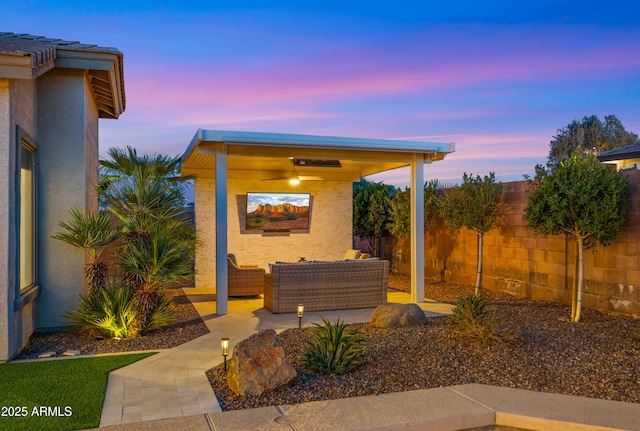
[0,352,155,431]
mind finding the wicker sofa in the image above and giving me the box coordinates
[264,259,389,313]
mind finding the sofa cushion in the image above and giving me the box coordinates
[343,249,361,260]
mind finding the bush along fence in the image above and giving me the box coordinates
[387,170,640,318]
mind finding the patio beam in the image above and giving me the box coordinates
[198,142,444,163]
[410,154,425,303]
[215,150,229,315]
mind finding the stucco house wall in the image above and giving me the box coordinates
[36,68,98,329]
[195,179,353,289]
[0,33,125,361]
[0,78,40,361]
[0,78,10,359]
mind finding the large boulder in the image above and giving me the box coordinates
[370,303,428,328]
[227,329,297,396]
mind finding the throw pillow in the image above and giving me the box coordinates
[343,249,361,260]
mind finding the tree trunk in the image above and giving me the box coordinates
[571,239,579,320]
[574,236,584,323]
[475,233,483,295]
[371,235,378,257]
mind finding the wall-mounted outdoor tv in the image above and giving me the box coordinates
[246,192,310,231]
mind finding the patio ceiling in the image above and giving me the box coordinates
[181,129,455,181]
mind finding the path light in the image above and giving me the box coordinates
[297,304,305,329]
[221,337,229,371]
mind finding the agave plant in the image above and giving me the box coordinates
[451,294,488,323]
[51,207,123,294]
[304,316,366,375]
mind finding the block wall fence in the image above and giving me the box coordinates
[385,170,640,318]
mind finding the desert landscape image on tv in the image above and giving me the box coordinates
[246,193,310,230]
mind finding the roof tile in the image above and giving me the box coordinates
[0,31,121,68]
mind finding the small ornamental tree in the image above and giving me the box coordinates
[353,179,393,256]
[523,156,629,322]
[441,173,503,295]
[388,180,442,238]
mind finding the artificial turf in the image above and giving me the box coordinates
[0,352,154,431]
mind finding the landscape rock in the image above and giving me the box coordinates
[227,329,297,396]
[370,303,427,328]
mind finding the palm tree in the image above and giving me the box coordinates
[117,223,195,335]
[99,147,193,250]
[51,207,123,294]
[99,146,191,198]
[98,147,197,335]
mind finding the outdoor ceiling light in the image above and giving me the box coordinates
[297,304,305,329]
[289,177,300,185]
[221,337,230,371]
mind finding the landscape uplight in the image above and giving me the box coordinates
[297,304,305,329]
[221,337,229,371]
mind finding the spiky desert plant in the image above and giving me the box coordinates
[118,225,194,335]
[451,294,489,322]
[51,207,123,294]
[304,317,366,375]
[146,294,177,331]
[448,295,517,345]
[64,280,136,339]
[99,146,197,336]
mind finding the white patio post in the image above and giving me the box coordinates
[410,153,425,303]
[215,149,229,315]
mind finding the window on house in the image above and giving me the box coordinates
[20,141,36,291]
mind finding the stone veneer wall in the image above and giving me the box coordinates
[195,179,353,290]
[390,170,640,318]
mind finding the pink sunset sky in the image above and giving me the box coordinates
[3,1,639,188]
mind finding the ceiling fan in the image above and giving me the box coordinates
[262,169,324,185]
[262,159,339,184]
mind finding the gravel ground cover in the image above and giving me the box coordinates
[14,273,640,413]
[208,274,640,411]
[14,286,209,360]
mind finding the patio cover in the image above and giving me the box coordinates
[181,129,455,314]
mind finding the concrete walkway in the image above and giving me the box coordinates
[95,383,640,431]
[99,290,453,426]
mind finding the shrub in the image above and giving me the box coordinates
[146,294,177,331]
[65,280,177,338]
[65,283,136,339]
[304,317,366,375]
[448,295,517,345]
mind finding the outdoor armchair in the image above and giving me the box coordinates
[227,255,264,296]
